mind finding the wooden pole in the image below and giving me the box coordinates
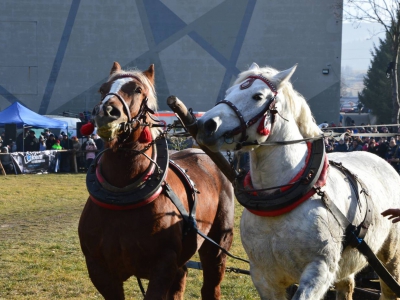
[72,151,78,173]
[0,160,6,176]
[167,96,237,182]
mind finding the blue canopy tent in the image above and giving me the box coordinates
[0,102,68,129]
[0,102,68,153]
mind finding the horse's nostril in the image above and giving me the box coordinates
[204,118,217,135]
[104,105,120,118]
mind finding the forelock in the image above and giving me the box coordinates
[108,69,158,111]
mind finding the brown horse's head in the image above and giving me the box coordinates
[92,62,158,147]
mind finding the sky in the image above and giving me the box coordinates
[341,22,386,72]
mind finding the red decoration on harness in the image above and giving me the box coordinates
[90,187,162,210]
[80,122,95,136]
[257,115,270,136]
[138,126,152,143]
[243,143,329,217]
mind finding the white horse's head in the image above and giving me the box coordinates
[196,63,321,152]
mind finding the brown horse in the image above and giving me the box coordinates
[78,62,234,300]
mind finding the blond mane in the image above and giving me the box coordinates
[234,66,321,138]
[108,69,158,111]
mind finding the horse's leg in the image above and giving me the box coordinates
[145,251,181,300]
[292,259,336,300]
[334,275,355,300]
[198,230,233,300]
[377,238,400,300]
[166,265,188,300]
[85,257,125,300]
[249,263,288,300]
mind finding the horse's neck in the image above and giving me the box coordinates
[249,129,308,191]
[101,145,152,187]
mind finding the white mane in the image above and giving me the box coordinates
[234,65,321,138]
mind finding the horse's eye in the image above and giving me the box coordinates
[135,87,142,94]
[252,93,263,101]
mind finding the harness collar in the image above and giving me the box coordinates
[234,138,328,216]
[86,137,169,210]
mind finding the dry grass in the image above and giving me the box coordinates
[0,174,258,299]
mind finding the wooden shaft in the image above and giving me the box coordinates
[167,96,237,182]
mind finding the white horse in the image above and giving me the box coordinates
[196,63,400,300]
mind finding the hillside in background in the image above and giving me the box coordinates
[341,22,385,98]
[341,66,365,97]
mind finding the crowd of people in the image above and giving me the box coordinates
[324,122,400,174]
[1,121,400,174]
[0,128,104,173]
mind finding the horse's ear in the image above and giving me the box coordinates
[110,62,121,75]
[143,64,155,83]
[272,64,298,89]
[249,62,260,71]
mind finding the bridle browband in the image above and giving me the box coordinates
[215,75,278,150]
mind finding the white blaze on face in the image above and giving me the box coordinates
[99,77,133,112]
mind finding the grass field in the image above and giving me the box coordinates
[0,174,258,299]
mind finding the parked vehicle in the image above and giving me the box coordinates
[340,103,355,113]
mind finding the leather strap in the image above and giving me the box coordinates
[318,167,400,297]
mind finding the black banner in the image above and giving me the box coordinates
[10,151,60,174]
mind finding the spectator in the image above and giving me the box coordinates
[42,129,50,140]
[324,137,335,153]
[377,136,389,159]
[334,138,349,152]
[39,134,46,151]
[50,140,62,172]
[60,134,73,172]
[385,138,399,171]
[24,130,40,152]
[71,136,84,171]
[52,140,62,150]
[9,141,17,153]
[16,128,29,152]
[85,139,97,170]
[367,139,379,156]
[0,147,14,174]
[349,138,363,151]
[382,209,400,223]
[46,134,57,150]
[91,133,104,152]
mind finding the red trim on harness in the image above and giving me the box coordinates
[90,149,159,210]
[244,143,329,217]
[89,186,162,210]
[247,188,317,217]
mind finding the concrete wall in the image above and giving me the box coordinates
[0,0,342,124]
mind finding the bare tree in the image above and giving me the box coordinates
[339,0,400,122]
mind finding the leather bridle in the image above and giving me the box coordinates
[215,75,278,150]
[92,74,155,141]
